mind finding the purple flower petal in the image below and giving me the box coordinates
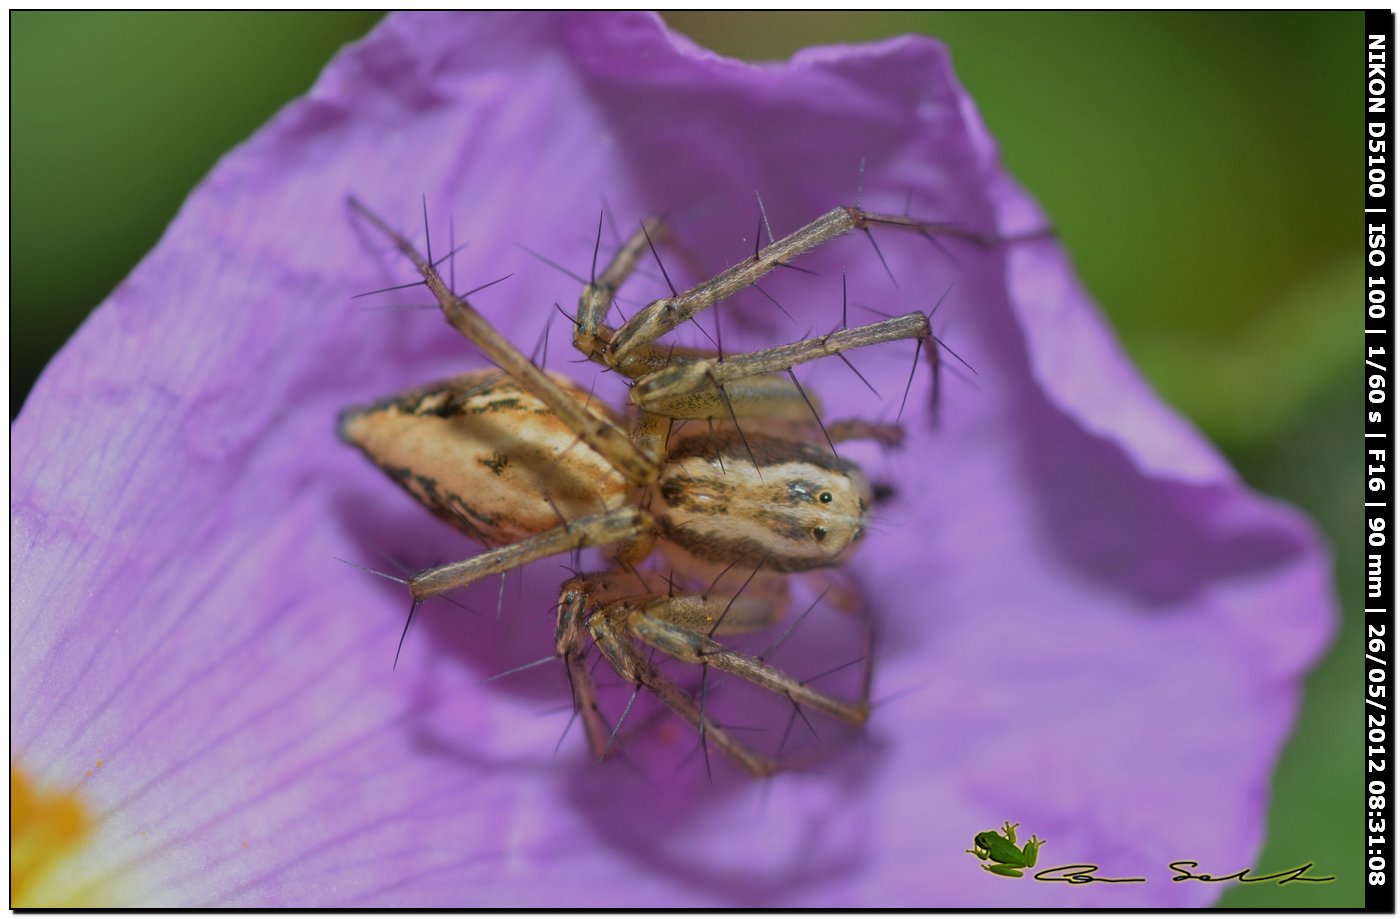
[13,12,1333,907]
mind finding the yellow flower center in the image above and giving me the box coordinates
[11,762,100,907]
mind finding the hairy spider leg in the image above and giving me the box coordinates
[575,580,873,776]
[606,205,994,371]
[629,311,932,419]
[407,506,651,601]
[557,561,803,775]
[587,606,778,778]
[623,594,869,725]
[573,217,664,365]
[572,215,722,381]
[347,196,662,486]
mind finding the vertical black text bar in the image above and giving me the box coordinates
[1366,9,1395,913]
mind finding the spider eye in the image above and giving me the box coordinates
[819,491,833,504]
[812,526,828,542]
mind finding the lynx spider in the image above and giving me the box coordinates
[341,195,987,776]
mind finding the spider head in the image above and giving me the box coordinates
[779,463,874,567]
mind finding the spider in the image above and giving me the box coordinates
[340,196,985,776]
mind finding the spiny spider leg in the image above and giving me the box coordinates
[629,311,930,418]
[825,418,905,448]
[572,581,871,775]
[347,197,661,486]
[607,205,991,369]
[408,507,651,601]
[624,595,869,727]
[574,217,665,364]
[556,576,615,760]
[588,604,777,777]
[558,568,793,774]
[573,215,719,381]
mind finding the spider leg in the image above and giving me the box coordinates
[655,373,833,427]
[625,594,870,728]
[569,572,873,776]
[573,214,740,386]
[661,382,906,451]
[607,205,996,369]
[587,601,778,777]
[573,217,665,365]
[556,574,620,760]
[629,312,930,419]
[408,506,651,601]
[347,197,661,486]
[824,418,905,448]
[557,566,789,760]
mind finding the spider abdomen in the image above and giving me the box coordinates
[339,370,630,543]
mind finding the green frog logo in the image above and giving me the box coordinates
[966,821,1045,878]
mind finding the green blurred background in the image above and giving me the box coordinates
[11,11,1359,907]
